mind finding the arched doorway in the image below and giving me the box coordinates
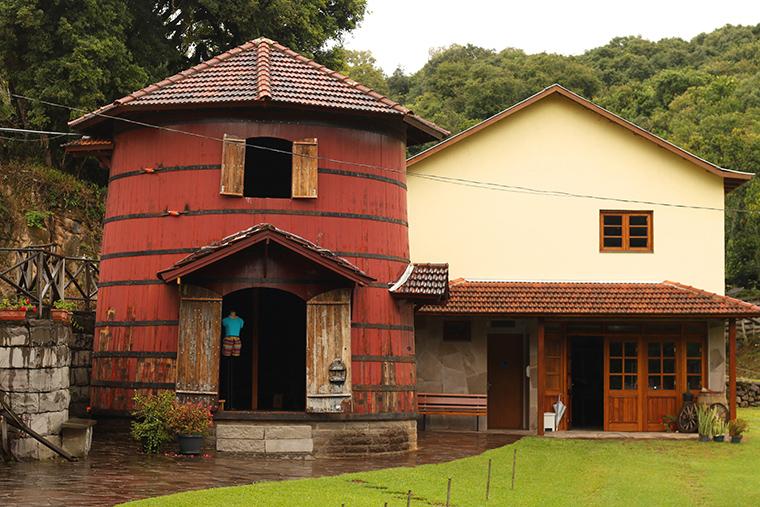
[220,287,306,411]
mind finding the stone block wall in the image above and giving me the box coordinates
[69,311,94,417]
[0,319,71,459]
[215,419,416,457]
[736,381,760,408]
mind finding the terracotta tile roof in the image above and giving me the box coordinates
[418,280,760,317]
[69,38,448,143]
[157,223,373,285]
[390,263,449,301]
[61,137,113,152]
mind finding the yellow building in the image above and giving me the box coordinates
[404,85,760,434]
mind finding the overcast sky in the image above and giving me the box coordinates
[345,0,760,74]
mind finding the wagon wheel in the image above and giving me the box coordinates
[709,403,729,422]
[677,402,698,433]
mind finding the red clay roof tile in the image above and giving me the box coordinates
[69,38,448,143]
[390,263,449,301]
[418,280,760,317]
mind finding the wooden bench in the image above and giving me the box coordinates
[417,392,487,431]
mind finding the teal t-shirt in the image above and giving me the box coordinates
[222,316,244,337]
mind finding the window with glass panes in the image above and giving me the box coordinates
[647,341,676,390]
[686,341,703,390]
[600,211,653,252]
[609,340,638,390]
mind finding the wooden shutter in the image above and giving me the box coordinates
[305,288,351,413]
[176,284,222,405]
[220,134,245,196]
[292,138,318,198]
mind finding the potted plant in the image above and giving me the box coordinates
[661,414,678,432]
[167,400,213,455]
[52,299,77,322]
[728,418,749,444]
[696,404,715,442]
[0,297,35,321]
[130,391,175,454]
[713,417,727,442]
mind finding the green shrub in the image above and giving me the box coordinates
[130,392,176,454]
[729,418,749,437]
[167,401,213,436]
[24,209,51,229]
[697,404,717,437]
[53,299,77,311]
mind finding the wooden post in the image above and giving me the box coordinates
[537,318,545,436]
[729,318,737,421]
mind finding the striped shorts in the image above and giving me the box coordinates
[222,336,241,357]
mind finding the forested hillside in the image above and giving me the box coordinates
[344,24,760,290]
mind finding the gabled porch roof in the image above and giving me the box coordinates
[157,223,374,285]
[418,279,760,318]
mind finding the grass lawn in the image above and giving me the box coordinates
[124,408,760,507]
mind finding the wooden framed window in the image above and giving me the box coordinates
[647,341,676,390]
[609,340,638,390]
[600,211,653,252]
[443,320,471,342]
[685,340,704,390]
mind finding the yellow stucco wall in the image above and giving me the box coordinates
[407,94,726,294]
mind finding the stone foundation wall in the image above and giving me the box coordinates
[736,381,760,407]
[215,419,416,457]
[69,312,94,417]
[0,319,71,459]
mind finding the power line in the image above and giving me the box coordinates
[9,92,760,214]
[0,126,79,136]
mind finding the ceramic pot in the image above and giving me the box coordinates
[713,435,725,442]
[0,309,27,321]
[698,435,711,442]
[51,309,71,323]
[731,435,743,444]
[177,434,204,455]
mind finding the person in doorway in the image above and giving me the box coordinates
[222,310,244,357]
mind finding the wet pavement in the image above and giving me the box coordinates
[0,425,519,506]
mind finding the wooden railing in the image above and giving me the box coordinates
[0,245,98,316]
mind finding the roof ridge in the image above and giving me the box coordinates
[255,40,272,100]
[264,39,412,115]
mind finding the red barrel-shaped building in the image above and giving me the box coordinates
[69,38,448,454]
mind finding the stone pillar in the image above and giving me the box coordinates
[68,312,94,417]
[707,320,726,392]
[0,319,71,459]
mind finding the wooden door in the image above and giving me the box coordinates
[644,339,678,431]
[176,284,222,405]
[604,338,641,431]
[487,334,524,429]
[544,331,568,430]
[305,288,352,413]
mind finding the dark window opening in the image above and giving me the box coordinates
[570,336,604,429]
[220,287,306,411]
[443,320,471,342]
[244,137,293,198]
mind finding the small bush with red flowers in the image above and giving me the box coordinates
[0,296,36,312]
[167,400,214,436]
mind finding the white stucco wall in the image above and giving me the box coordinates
[408,94,726,294]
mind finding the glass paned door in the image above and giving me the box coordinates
[605,338,640,431]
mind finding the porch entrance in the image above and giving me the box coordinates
[487,333,524,429]
[569,336,603,429]
[220,288,306,411]
[544,322,707,432]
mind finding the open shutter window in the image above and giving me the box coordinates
[177,284,222,405]
[292,138,318,198]
[220,134,245,196]
[305,288,351,413]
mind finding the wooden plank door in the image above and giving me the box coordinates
[544,331,568,430]
[604,338,641,431]
[487,334,524,429]
[305,288,352,413]
[177,284,222,405]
